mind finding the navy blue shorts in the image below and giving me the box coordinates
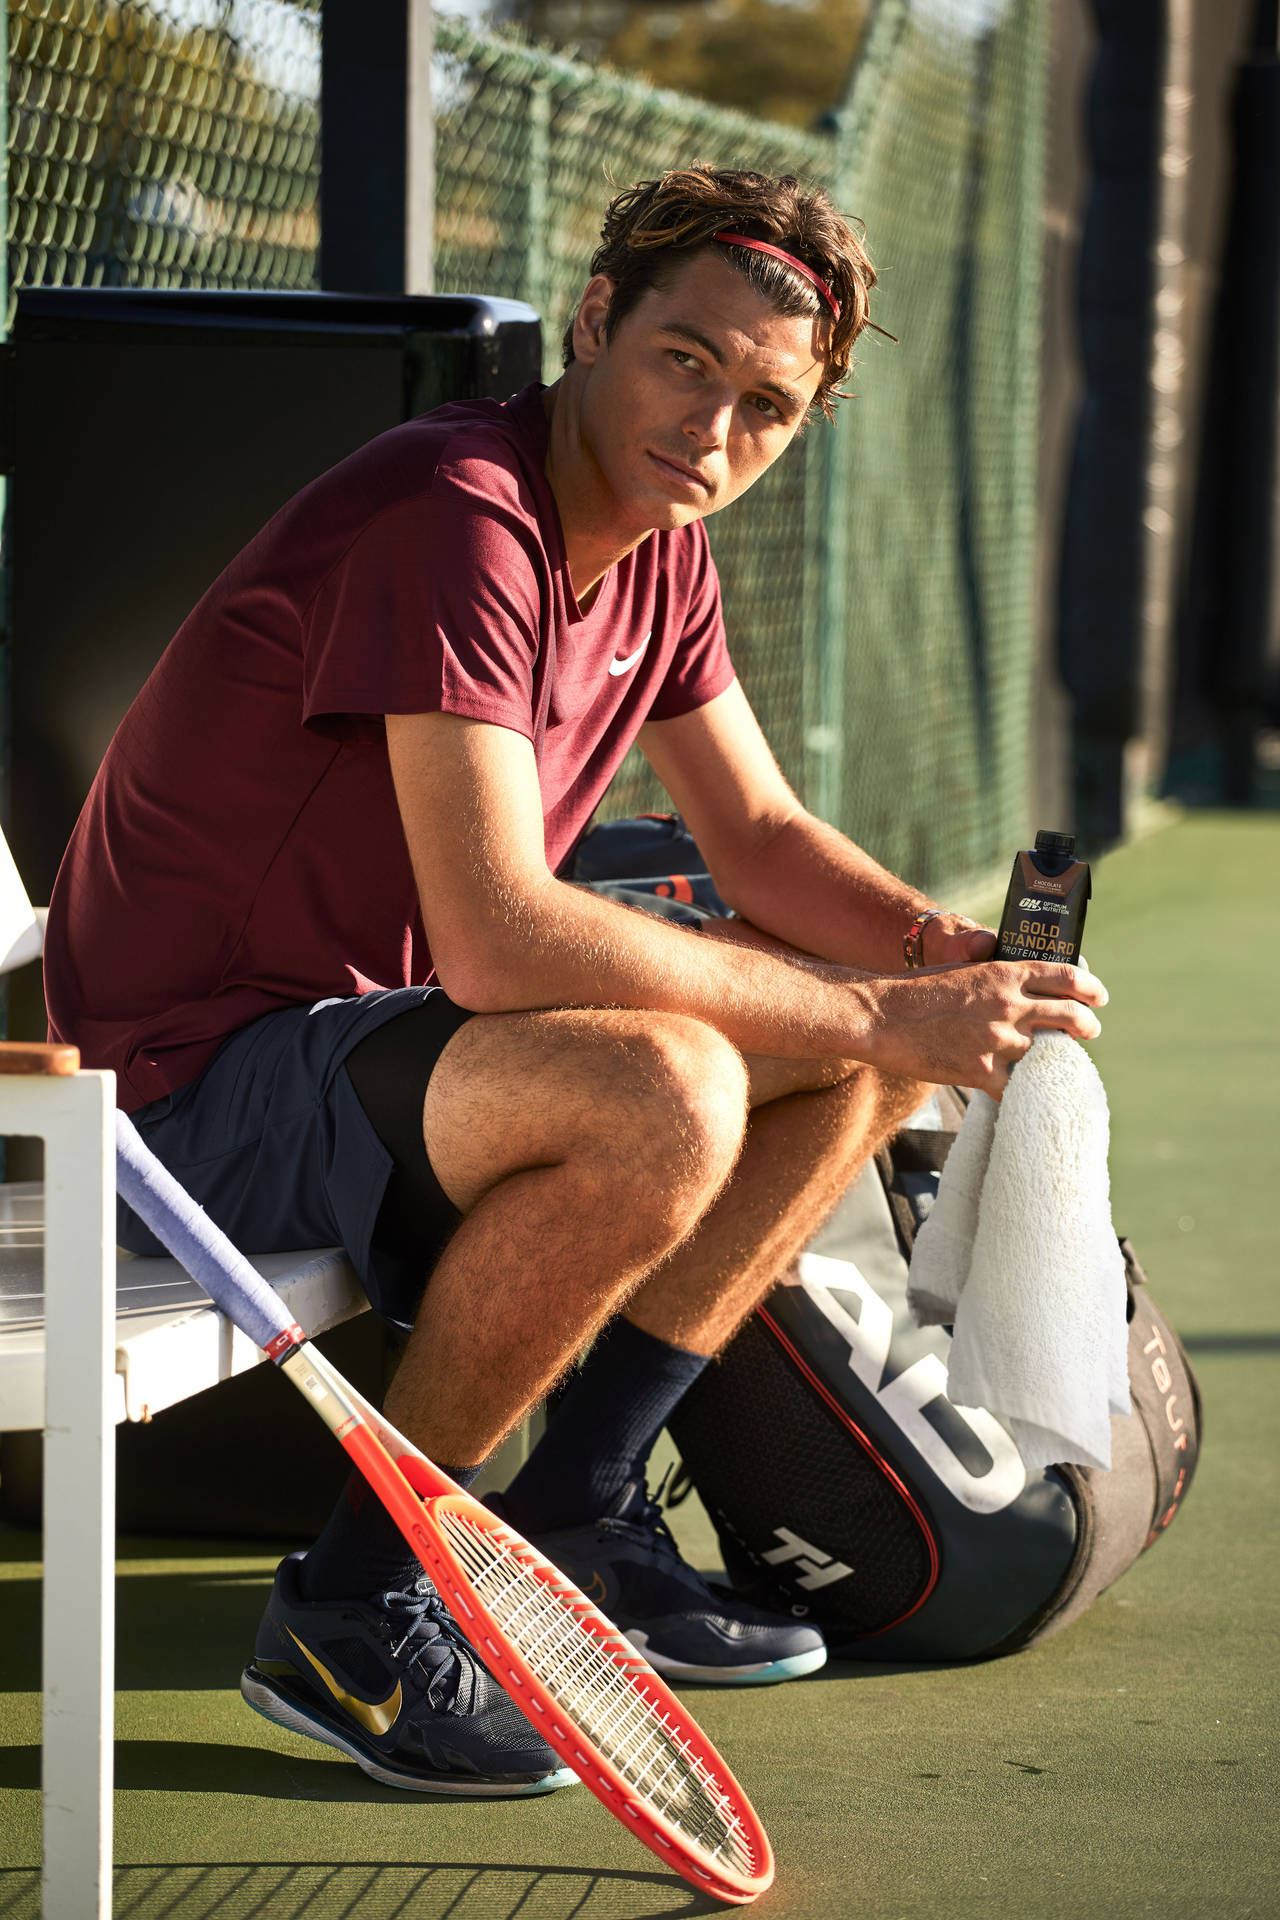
[117,987,476,1330]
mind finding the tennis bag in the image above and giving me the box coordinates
[667,1089,1203,1659]
[569,811,1202,1658]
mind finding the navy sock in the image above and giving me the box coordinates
[299,1460,482,1602]
[499,1317,709,1534]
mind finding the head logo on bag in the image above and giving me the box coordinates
[761,1527,853,1590]
[791,1251,1027,1516]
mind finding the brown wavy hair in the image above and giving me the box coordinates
[562,165,883,419]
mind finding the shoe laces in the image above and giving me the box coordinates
[603,1475,737,1608]
[603,1475,686,1564]
[380,1576,482,1713]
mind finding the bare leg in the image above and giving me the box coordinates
[624,1057,926,1355]
[621,914,928,1354]
[480,1024,921,1684]
[382,1007,749,1467]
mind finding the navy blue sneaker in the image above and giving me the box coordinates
[491,1481,827,1686]
[241,1551,578,1796]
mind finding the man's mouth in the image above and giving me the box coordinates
[646,450,711,493]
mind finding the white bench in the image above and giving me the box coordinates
[0,832,369,1920]
[0,1188,366,1428]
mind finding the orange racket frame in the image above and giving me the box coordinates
[278,1340,775,1905]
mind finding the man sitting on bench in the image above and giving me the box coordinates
[45,166,1106,1797]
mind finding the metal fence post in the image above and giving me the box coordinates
[526,76,552,359]
[803,0,907,836]
[1056,0,1166,850]
[804,404,848,832]
[320,0,434,294]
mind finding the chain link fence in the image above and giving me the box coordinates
[5,0,1046,897]
[435,1,1045,893]
[7,0,319,313]
[826,0,1046,891]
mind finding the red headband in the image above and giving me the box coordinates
[713,231,841,322]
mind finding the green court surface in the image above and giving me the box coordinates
[0,811,1276,1918]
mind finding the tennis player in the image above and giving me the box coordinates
[45,166,1106,1795]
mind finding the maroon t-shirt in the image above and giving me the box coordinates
[45,382,735,1110]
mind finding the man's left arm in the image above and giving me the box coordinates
[639,682,993,972]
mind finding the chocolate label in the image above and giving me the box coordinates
[995,855,1090,964]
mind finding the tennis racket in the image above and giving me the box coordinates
[115,1110,774,1904]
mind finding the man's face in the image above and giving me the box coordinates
[569,249,829,536]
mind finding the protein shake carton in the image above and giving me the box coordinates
[995,829,1091,966]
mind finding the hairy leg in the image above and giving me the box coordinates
[381,1007,749,1467]
[621,917,927,1354]
[623,1057,926,1355]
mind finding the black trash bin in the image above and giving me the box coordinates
[5,287,542,902]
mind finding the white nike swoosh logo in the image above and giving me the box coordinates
[608,633,651,677]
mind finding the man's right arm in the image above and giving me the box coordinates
[386,709,1105,1095]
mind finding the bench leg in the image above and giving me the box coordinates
[36,1072,116,1920]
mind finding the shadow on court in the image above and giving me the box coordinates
[0,1565,275,1694]
[0,1862,721,1920]
[1178,1330,1280,1353]
[0,1739,569,1803]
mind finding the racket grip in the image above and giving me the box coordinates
[115,1109,297,1353]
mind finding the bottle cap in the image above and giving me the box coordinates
[1034,829,1075,857]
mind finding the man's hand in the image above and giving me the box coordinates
[709,912,1101,1096]
[868,958,1108,1098]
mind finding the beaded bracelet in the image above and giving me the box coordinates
[903,908,947,969]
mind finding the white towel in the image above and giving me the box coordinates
[907,1031,1130,1471]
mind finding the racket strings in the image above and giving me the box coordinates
[440,1512,755,1876]
[453,1526,745,1867]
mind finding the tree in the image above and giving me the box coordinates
[503,0,870,131]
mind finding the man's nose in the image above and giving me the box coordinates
[683,395,732,450]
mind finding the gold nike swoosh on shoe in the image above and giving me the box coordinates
[584,1572,609,1604]
[284,1626,402,1737]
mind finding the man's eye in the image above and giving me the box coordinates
[670,350,698,369]
[751,395,782,420]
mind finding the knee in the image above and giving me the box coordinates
[423,1007,744,1226]
[850,1063,932,1141]
[797,1059,929,1141]
[783,1054,921,1103]
[622,1016,750,1197]
[872,1067,931,1126]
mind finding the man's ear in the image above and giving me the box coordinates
[572,275,615,367]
